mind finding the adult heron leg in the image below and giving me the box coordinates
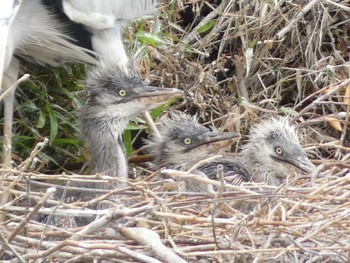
[2,59,19,168]
[0,59,19,222]
[0,0,22,168]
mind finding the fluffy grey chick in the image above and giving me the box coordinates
[44,65,181,227]
[42,64,181,227]
[146,112,244,191]
[79,64,182,186]
[240,117,314,186]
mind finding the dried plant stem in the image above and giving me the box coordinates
[121,227,187,263]
[276,0,321,39]
[143,111,161,139]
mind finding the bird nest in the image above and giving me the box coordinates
[0,164,349,262]
[1,0,350,262]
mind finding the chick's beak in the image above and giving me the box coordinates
[187,131,241,152]
[294,156,315,174]
[201,132,240,144]
[132,86,183,105]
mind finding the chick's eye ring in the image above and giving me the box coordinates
[183,138,192,145]
[275,147,283,155]
[119,89,127,96]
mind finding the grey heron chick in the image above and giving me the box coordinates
[146,112,243,191]
[147,114,314,190]
[241,117,314,186]
[45,65,181,227]
[79,64,182,185]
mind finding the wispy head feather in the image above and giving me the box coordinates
[86,63,142,96]
[155,111,208,144]
[146,111,209,168]
[241,116,314,185]
[248,117,299,146]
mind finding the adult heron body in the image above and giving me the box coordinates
[41,0,158,67]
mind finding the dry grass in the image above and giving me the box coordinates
[1,0,350,262]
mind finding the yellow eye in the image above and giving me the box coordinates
[119,89,127,97]
[275,147,283,155]
[183,138,192,145]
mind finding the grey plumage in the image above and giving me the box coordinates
[199,157,251,185]
[80,64,182,185]
[47,65,181,227]
[147,112,240,169]
[201,117,315,187]
[146,112,243,191]
[241,117,314,186]
[147,114,314,191]
[61,0,158,67]
[1,0,168,225]
[1,0,159,75]
[2,0,97,72]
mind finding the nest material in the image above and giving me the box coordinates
[0,167,349,262]
[1,0,350,262]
